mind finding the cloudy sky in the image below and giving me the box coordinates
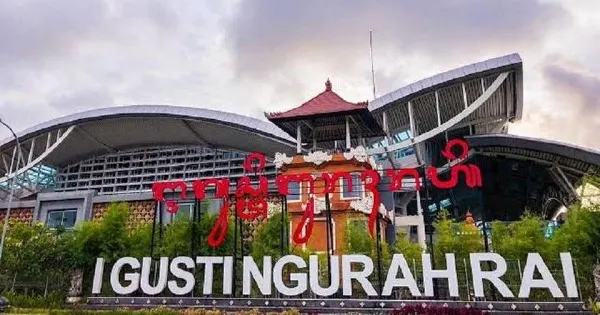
[0,0,599,150]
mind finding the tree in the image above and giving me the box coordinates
[393,229,423,263]
[250,211,289,261]
[68,202,132,270]
[491,212,550,261]
[548,204,600,299]
[432,210,483,266]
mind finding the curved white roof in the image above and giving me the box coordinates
[467,133,600,175]
[0,105,296,171]
[368,53,523,152]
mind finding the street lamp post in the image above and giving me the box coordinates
[0,119,22,263]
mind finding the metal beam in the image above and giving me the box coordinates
[407,101,424,166]
[475,151,586,175]
[0,125,75,184]
[301,120,313,130]
[435,91,441,126]
[408,101,416,137]
[180,120,210,147]
[382,111,390,136]
[462,83,473,135]
[1,154,9,175]
[481,78,485,94]
[554,165,579,199]
[27,138,35,164]
[45,132,51,150]
[368,72,509,155]
[77,126,116,153]
[453,115,506,131]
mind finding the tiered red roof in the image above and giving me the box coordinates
[265,79,368,120]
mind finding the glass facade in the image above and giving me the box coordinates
[54,146,275,194]
[371,130,415,161]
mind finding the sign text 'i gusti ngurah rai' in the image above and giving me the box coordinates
[92,253,579,299]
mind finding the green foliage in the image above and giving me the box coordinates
[68,202,133,269]
[393,229,423,262]
[3,291,65,309]
[432,210,483,265]
[159,212,235,258]
[344,219,373,255]
[549,205,600,262]
[0,223,71,278]
[250,211,289,260]
[491,212,550,260]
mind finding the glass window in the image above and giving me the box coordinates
[46,209,77,229]
[341,174,362,199]
[428,198,452,213]
[200,199,223,214]
[172,203,194,222]
[287,182,301,202]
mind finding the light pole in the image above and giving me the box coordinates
[0,118,22,263]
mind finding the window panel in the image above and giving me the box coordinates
[341,174,362,199]
[287,182,301,202]
[46,209,77,229]
[172,203,194,221]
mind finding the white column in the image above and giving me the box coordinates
[382,111,390,144]
[345,116,351,150]
[408,101,416,137]
[312,125,317,150]
[435,91,442,127]
[296,124,302,154]
[415,189,426,250]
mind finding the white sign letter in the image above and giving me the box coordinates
[560,253,578,298]
[422,253,459,297]
[243,256,272,295]
[518,253,564,298]
[273,255,307,296]
[342,255,377,296]
[168,256,195,295]
[196,256,223,295]
[309,255,339,296]
[140,257,169,295]
[92,258,105,294]
[223,256,233,295]
[110,257,140,295]
[470,253,513,298]
[382,254,421,296]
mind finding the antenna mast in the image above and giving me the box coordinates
[369,30,377,99]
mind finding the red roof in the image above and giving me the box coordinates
[265,79,368,120]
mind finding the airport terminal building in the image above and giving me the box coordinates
[0,53,598,247]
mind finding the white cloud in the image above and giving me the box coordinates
[0,0,598,152]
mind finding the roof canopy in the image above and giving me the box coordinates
[467,134,600,176]
[0,105,296,174]
[265,80,384,144]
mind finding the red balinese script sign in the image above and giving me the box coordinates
[152,139,481,248]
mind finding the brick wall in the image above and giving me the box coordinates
[92,200,156,226]
[0,208,34,226]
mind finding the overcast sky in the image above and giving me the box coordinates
[0,0,599,150]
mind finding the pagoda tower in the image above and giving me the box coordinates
[265,80,392,254]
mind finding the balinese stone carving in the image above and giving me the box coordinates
[343,146,369,163]
[349,194,390,218]
[273,152,293,169]
[304,151,333,166]
[66,269,83,303]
